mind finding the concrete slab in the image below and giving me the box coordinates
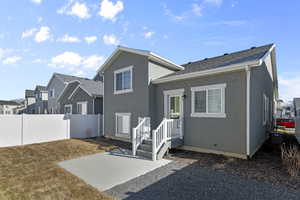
[58,149,171,191]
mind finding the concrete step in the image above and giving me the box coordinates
[138,143,152,152]
[143,139,152,145]
[136,149,153,159]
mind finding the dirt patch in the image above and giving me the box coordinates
[167,141,300,191]
[0,138,117,200]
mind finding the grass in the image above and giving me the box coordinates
[0,138,117,200]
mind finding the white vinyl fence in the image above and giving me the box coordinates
[0,114,103,148]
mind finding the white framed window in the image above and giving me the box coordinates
[263,94,269,125]
[191,83,226,118]
[64,104,72,114]
[114,66,133,95]
[115,113,131,138]
[77,101,87,115]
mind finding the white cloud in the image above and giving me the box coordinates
[82,55,104,69]
[57,34,81,43]
[192,3,203,16]
[37,17,43,23]
[163,34,169,39]
[34,26,51,43]
[163,4,187,22]
[144,31,155,39]
[32,58,46,63]
[279,74,300,102]
[84,36,97,44]
[0,48,13,59]
[58,1,91,19]
[49,52,104,74]
[2,56,22,65]
[103,34,119,45]
[21,28,38,39]
[99,0,124,22]
[31,0,42,4]
[213,20,246,26]
[204,0,223,7]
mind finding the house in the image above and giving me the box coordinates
[34,85,48,114]
[294,98,300,117]
[47,73,102,114]
[57,78,103,114]
[97,44,278,160]
[23,89,36,114]
[0,100,21,115]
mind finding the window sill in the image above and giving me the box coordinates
[114,89,133,95]
[191,113,226,118]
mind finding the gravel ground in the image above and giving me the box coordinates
[105,159,300,200]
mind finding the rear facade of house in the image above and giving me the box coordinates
[99,44,278,159]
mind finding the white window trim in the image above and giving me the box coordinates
[77,101,88,115]
[114,66,133,95]
[64,104,72,114]
[263,94,269,125]
[115,112,131,138]
[50,88,55,98]
[191,83,226,118]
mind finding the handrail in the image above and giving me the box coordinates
[132,117,150,156]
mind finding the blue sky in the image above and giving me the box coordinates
[0,0,299,101]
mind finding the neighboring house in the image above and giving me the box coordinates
[34,85,48,114]
[47,73,103,114]
[294,98,300,117]
[0,100,21,115]
[58,79,103,115]
[24,89,36,114]
[275,99,284,118]
[97,44,278,159]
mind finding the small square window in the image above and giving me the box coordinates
[114,66,133,94]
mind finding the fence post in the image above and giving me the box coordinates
[21,114,24,145]
[98,114,101,137]
[152,130,156,161]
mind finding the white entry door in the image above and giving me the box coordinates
[164,89,184,138]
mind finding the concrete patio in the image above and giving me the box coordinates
[58,148,171,191]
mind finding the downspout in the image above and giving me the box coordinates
[246,66,251,156]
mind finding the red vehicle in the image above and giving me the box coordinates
[276,118,295,128]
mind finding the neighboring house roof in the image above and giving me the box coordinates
[47,72,99,89]
[0,100,20,106]
[98,46,184,73]
[35,85,47,92]
[25,90,35,98]
[58,79,103,102]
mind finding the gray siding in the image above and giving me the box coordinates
[60,87,95,114]
[103,52,150,138]
[153,70,247,155]
[94,97,103,114]
[48,77,66,114]
[249,62,273,155]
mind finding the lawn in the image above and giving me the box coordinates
[0,138,117,200]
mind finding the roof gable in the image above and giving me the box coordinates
[97,46,184,73]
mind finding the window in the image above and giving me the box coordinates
[49,89,55,98]
[169,96,180,118]
[77,102,87,115]
[191,83,226,118]
[64,105,72,114]
[115,113,131,138]
[114,66,133,94]
[263,94,269,125]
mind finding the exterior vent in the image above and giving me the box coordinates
[251,46,256,49]
[223,53,229,56]
[204,58,208,60]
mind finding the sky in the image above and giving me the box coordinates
[0,0,299,102]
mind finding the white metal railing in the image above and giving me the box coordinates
[132,117,151,156]
[152,118,174,161]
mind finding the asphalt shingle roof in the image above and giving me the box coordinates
[79,79,103,97]
[161,44,273,78]
[0,100,20,106]
[54,73,98,83]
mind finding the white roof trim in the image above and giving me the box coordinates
[97,46,184,73]
[57,80,81,102]
[68,85,93,100]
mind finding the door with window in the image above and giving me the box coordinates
[164,89,184,138]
